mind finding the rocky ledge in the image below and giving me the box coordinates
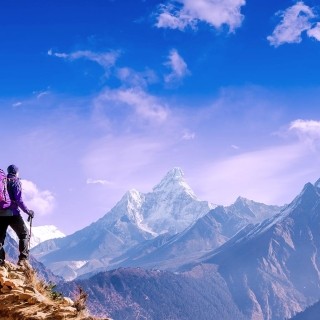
[0,261,110,320]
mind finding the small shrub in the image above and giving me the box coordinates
[23,263,63,301]
[44,282,63,301]
[74,286,88,313]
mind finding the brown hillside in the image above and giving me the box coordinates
[0,261,111,320]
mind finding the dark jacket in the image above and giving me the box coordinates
[7,174,29,216]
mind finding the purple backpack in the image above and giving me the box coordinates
[0,169,11,209]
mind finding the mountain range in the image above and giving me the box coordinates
[31,168,216,279]
[105,196,281,273]
[31,168,281,280]
[26,167,320,319]
[204,180,320,319]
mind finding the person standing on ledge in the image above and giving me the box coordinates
[0,165,34,266]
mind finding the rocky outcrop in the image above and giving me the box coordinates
[0,261,110,320]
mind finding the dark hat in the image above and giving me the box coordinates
[7,164,19,175]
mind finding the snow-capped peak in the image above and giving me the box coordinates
[8,224,65,249]
[153,167,196,198]
[125,188,143,205]
[30,225,65,248]
[124,189,145,224]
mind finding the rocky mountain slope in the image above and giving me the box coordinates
[106,197,282,272]
[58,265,246,320]
[193,180,320,320]
[0,261,109,320]
[64,178,320,320]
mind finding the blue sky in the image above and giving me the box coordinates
[2,0,320,234]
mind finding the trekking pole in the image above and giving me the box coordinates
[28,216,33,250]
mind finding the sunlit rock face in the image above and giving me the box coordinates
[0,261,109,320]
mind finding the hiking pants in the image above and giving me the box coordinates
[0,215,29,261]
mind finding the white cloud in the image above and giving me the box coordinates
[307,22,320,40]
[116,67,158,88]
[35,90,50,99]
[156,3,196,30]
[289,119,320,148]
[267,2,319,47]
[95,87,169,124]
[86,178,112,186]
[164,49,190,84]
[12,102,22,108]
[182,130,195,140]
[155,0,246,32]
[231,144,240,150]
[21,180,55,216]
[48,49,119,70]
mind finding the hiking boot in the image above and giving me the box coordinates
[17,259,29,267]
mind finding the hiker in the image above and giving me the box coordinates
[0,165,34,266]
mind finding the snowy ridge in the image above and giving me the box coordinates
[101,167,215,236]
[124,189,157,236]
[153,167,197,199]
[245,181,320,241]
[143,168,215,234]
[8,224,65,249]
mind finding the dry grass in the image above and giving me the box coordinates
[20,263,110,320]
[22,262,63,301]
[23,262,48,296]
[74,287,88,313]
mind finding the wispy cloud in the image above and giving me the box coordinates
[195,142,315,205]
[164,49,190,84]
[267,1,320,47]
[307,22,320,41]
[289,119,320,149]
[182,130,195,140]
[94,87,169,125]
[116,67,158,88]
[82,135,169,191]
[155,0,246,32]
[86,178,112,186]
[156,3,196,30]
[12,102,22,108]
[21,180,55,216]
[48,49,119,70]
[32,90,50,99]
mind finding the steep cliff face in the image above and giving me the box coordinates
[0,261,110,320]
